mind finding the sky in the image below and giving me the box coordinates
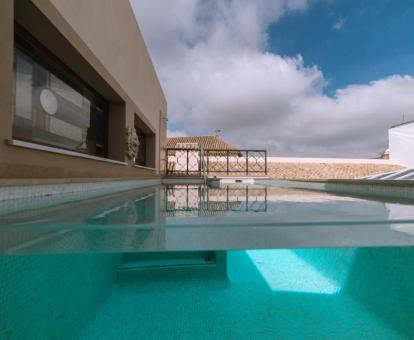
[131,0,414,158]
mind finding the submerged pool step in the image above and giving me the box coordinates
[118,251,216,271]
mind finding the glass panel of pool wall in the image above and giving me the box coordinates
[2,183,414,337]
[3,184,414,253]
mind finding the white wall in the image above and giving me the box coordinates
[389,123,414,167]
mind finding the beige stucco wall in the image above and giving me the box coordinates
[0,0,167,179]
[47,0,166,131]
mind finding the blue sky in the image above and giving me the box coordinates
[269,0,414,94]
[133,0,414,157]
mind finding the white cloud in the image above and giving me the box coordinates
[167,129,188,137]
[333,17,345,30]
[131,0,414,157]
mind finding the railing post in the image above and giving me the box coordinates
[246,151,249,175]
[264,151,267,175]
[165,149,169,176]
[186,149,189,175]
[186,184,189,208]
[226,150,229,174]
[207,185,210,210]
[199,148,202,177]
[246,185,249,211]
[207,150,209,173]
[226,186,229,210]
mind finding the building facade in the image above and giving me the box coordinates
[389,121,414,168]
[0,0,167,179]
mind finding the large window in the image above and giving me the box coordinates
[135,126,147,167]
[134,114,156,168]
[13,30,108,158]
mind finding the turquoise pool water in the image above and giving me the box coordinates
[2,183,414,339]
[2,248,414,339]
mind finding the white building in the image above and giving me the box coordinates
[389,121,414,167]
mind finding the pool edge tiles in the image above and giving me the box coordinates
[0,178,161,202]
[0,179,161,216]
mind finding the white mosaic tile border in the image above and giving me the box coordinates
[0,179,161,216]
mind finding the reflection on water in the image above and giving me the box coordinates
[88,193,157,225]
[165,185,267,216]
[2,183,414,253]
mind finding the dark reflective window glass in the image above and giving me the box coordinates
[135,127,147,166]
[13,33,108,158]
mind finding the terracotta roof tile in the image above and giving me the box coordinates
[166,136,236,150]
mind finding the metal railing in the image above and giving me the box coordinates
[165,148,267,177]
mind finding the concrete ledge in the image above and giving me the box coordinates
[7,139,128,165]
[0,177,160,187]
[133,164,157,171]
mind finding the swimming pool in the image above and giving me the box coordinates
[1,182,414,339]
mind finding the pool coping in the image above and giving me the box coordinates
[291,179,414,187]
[3,176,414,203]
[257,179,414,201]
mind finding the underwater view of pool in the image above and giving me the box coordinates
[1,182,414,339]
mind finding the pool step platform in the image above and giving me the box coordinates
[118,251,222,272]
